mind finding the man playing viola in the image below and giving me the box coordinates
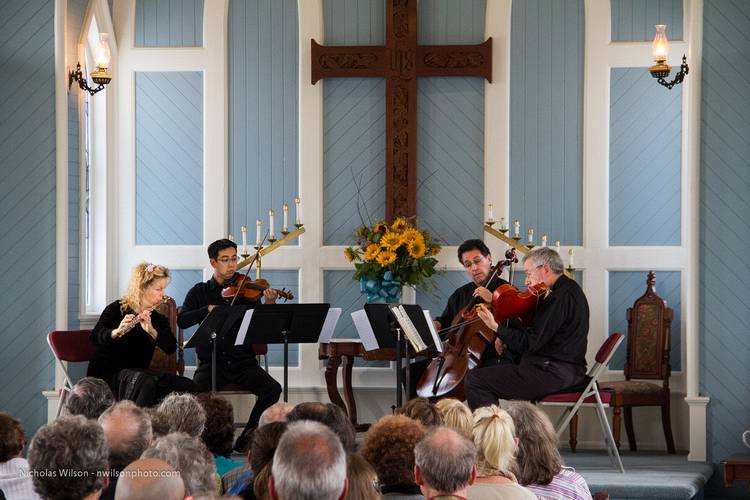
[178,238,282,452]
[467,246,589,409]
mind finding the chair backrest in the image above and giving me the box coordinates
[624,271,673,384]
[48,330,95,363]
[149,297,184,375]
[588,332,625,381]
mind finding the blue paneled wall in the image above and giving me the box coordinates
[509,0,584,246]
[135,71,203,245]
[0,0,56,437]
[611,0,683,42]
[228,0,299,239]
[609,68,681,246]
[135,0,204,47]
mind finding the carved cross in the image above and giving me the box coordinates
[311,0,492,220]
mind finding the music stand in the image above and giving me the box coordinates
[237,303,330,401]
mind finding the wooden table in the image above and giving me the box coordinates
[319,341,396,431]
[721,453,750,493]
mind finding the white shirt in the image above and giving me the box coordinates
[0,457,42,500]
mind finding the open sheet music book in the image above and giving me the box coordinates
[389,304,427,352]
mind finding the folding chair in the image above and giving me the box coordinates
[47,330,95,418]
[541,332,625,472]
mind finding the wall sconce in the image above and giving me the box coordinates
[69,33,112,95]
[648,24,689,90]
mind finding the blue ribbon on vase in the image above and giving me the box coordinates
[360,271,402,303]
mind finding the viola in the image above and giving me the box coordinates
[221,273,294,303]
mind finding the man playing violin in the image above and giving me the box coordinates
[178,238,282,452]
[467,246,589,409]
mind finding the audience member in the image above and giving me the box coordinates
[64,377,115,420]
[286,402,355,452]
[396,397,442,427]
[468,405,536,499]
[98,401,153,499]
[258,402,294,428]
[28,415,109,500]
[197,394,243,476]
[346,453,380,500]
[114,458,184,500]
[227,421,288,498]
[506,401,592,500]
[360,414,425,498]
[157,393,207,437]
[414,427,476,499]
[142,432,217,497]
[435,398,473,439]
[0,412,40,499]
[143,407,171,438]
[269,421,348,500]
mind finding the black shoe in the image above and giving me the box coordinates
[233,427,255,454]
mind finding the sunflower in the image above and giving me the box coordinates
[376,250,397,266]
[344,247,357,262]
[380,231,403,251]
[407,239,426,258]
[428,244,441,256]
[391,217,409,232]
[402,228,424,245]
[364,243,380,261]
[373,222,388,234]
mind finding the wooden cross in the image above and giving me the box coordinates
[311,0,492,221]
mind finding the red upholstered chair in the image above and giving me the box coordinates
[47,330,95,418]
[599,271,676,453]
[541,332,625,473]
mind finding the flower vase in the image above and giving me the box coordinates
[360,271,402,304]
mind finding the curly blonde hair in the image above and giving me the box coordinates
[472,405,517,478]
[120,262,169,313]
[435,398,473,439]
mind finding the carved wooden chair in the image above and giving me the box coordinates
[149,296,185,376]
[599,271,676,453]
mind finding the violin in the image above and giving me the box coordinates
[221,273,294,303]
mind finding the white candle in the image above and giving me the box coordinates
[487,203,494,222]
[240,225,248,254]
[228,233,235,242]
[527,228,534,245]
[256,219,262,246]
[269,210,276,239]
[282,204,289,232]
[513,220,520,238]
[554,240,561,254]
[541,235,548,247]
[499,217,507,230]
[568,248,575,268]
[294,197,301,225]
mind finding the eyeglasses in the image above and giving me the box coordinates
[462,257,487,268]
[216,256,239,264]
[524,264,543,278]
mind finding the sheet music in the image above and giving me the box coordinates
[318,308,342,343]
[423,310,442,353]
[391,305,427,352]
[234,309,254,346]
[351,309,379,351]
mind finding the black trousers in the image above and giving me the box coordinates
[193,360,282,433]
[464,355,586,410]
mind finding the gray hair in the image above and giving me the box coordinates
[28,415,109,500]
[156,393,206,437]
[272,420,347,500]
[414,427,476,494]
[65,377,115,419]
[259,401,294,427]
[114,458,184,500]
[523,247,564,275]
[142,432,216,496]
[99,400,153,472]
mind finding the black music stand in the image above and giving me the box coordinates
[237,303,330,401]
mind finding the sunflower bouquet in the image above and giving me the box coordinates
[344,218,441,302]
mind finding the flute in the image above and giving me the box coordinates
[113,296,169,339]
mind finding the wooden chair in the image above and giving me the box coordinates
[599,271,676,453]
[149,297,185,376]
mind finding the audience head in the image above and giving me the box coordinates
[472,405,518,477]
[157,393,206,437]
[0,412,25,463]
[270,420,348,500]
[360,414,426,488]
[506,401,562,485]
[286,402,356,452]
[250,421,288,477]
[28,415,109,500]
[98,400,153,473]
[396,397,442,427]
[346,453,380,500]
[196,393,234,457]
[114,458,184,500]
[122,262,170,312]
[435,398,473,439]
[414,426,477,497]
[258,401,294,427]
[142,432,216,497]
[65,377,115,420]
[143,407,171,439]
